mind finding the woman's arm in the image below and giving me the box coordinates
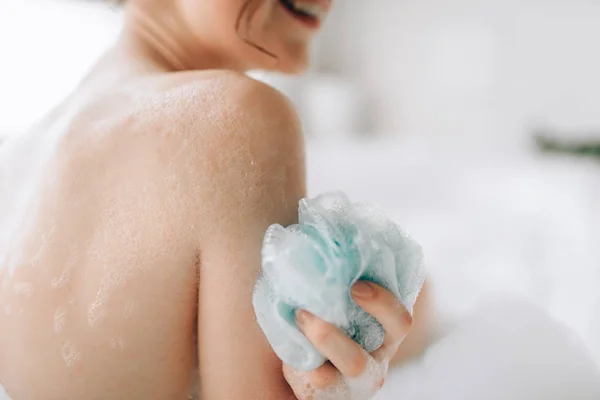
[391,280,432,366]
[177,72,430,398]
[191,75,305,399]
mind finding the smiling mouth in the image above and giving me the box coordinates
[279,0,328,25]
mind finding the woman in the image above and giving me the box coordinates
[0,0,429,398]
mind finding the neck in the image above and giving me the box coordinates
[119,1,243,73]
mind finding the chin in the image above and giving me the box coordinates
[276,56,309,74]
[267,45,311,74]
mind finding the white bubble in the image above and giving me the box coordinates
[110,336,125,351]
[51,269,71,289]
[309,383,350,400]
[54,307,67,333]
[344,355,388,400]
[88,300,106,328]
[61,341,81,367]
[13,282,34,297]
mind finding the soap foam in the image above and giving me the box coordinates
[109,335,125,351]
[61,341,81,368]
[287,354,389,399]
[53,307,66,333]
[12,282,33,297]
[253,192,425,371]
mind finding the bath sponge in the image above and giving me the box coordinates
[252,192,425,371]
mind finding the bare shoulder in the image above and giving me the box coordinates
[136,70,307,226]
[145,70,300,131]
[48,69,306,248]
[118,69,305,166]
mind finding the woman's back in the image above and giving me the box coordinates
[0,39,310,396]
[0,70,219,399]
[0,48,308,396]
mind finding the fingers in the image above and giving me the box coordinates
[351,281,413,353]
[296,310,369,378]
[283,363,316,399]
[286,283,410,398]
[284,357,388,400]
[283,362,340,394]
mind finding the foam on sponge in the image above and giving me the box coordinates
[253,192,425,371]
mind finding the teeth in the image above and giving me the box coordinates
[292,2,325,18]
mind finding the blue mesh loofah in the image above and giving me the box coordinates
[252,192,425,371]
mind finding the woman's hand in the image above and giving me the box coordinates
[283,281,413,400]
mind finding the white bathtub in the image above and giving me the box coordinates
[307,136,600,399]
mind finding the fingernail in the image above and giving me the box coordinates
[295,309,310,327]
[352,281,374,299]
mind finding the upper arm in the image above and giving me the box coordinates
[190,76,305,399]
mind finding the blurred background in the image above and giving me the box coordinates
[1,0,599,395]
